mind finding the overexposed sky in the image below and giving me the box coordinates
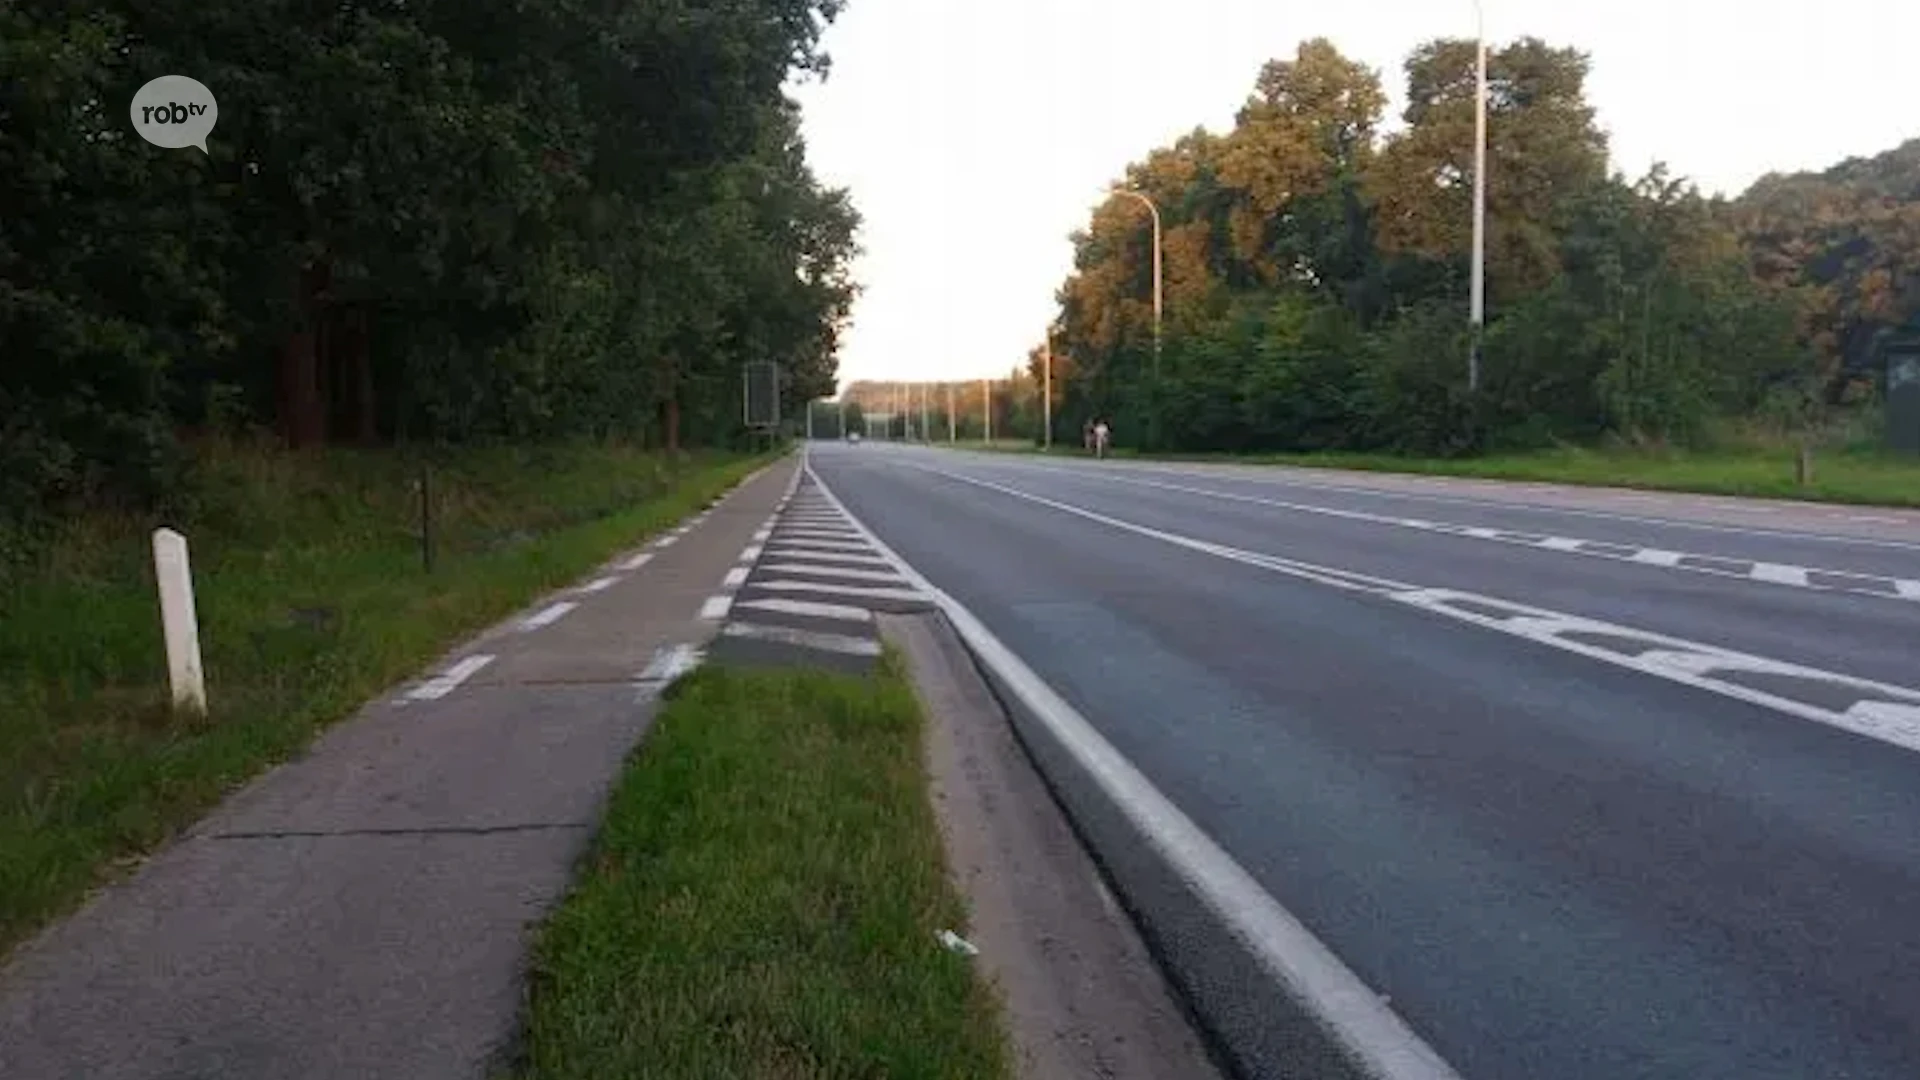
[788,0,1918,391]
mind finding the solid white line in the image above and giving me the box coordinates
[1038,458,1920,553]
[579,575,620,594]
[761,561,906,583]
[908,462,1920,748]
[1014,464,1919,602]
[722,620,881,657]
[740,544,763,561]
[520,602,577,631]
[805,460,1463,1080]
[722,565,749,587]
[736,597,874,623]
[638,643,704,683]
[409,654,495,700]
[753,579,926,602]
[614,552,653,571]
[699,594,733,620]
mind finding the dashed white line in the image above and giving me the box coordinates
[653,534,678,548]
[699,594,733,620]
[520,602,578,631]
[722,566,749,587]
[736,597,874,623]
[579,575,620,594]
[1629,549,1685,567]
[614,552,653,571]
[740,544,763,561]
[1751,563,1810,587]
[722,620,882,657]
[751,527,772,542]
[408,654,494,700]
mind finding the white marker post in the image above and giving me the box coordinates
[151,528,207,714]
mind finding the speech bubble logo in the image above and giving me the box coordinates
[129,75,218,154]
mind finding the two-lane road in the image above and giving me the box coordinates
[809,441,1920,1080]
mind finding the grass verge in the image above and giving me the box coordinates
[949,440,1920,507]
[0,441,777,956]
[514,660,1012,1080]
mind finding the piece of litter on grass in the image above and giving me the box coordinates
[936,929,979,957]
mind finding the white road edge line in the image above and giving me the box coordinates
[614,552,653,572]
[804,458,1463,1080]
[740,544,763,561]
[698,594,733,620]
[408,654,494,700]
[653,534,678,548]
[721,566,749,588]
[520,601,577,631]
[579,575,620,594]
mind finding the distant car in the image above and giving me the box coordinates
[847,431,862,443]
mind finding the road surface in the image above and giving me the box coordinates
[808,441,1920,1080]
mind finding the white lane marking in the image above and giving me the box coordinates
[653,534,678,548]
[1899,580,1920,601]
[1026,465,1920,604]
[753,579,927,602]
[768,538,873,554]
[578,575,620,594]
[1847,514,1906,525]
[736,597,874,623]
[614,552,654,571]
[1752,563,1810,587]
[778,527,862,541]
[722,620,882,657]
[762,547,889,566]
[1630,549,1685,567]
[740,544,763,561]
[722,565,749,588]
[904,462,1920,753]
[671,523,692,536]
[751,527,772,542]
[638,643,704,684]
[408,654,494,700]
[805,461,1464,1080]
[699,594,733,620]
[520,602,578,631]
[760,561,906,583]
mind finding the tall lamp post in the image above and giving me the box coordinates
[1469,0,1488,394]
[1109,187,1163,448]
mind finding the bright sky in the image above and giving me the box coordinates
[788,0,1919,392]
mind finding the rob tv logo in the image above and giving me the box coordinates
[129,75,219,154]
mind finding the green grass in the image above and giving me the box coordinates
[513,661,1012,1080]
[0,439,778,956]
[950,439,1920,507]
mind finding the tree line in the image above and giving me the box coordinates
[1032,36,1920,456]
[1,0,860,518]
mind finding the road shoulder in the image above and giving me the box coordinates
[882,610,1226,1080]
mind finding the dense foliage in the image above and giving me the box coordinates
[0,0,859,515]
[1034,37,1920,455]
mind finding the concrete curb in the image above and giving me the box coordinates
[805,457,1464,1080]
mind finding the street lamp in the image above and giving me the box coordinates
[1109,187,1163,447]
[1469,0,1488,393]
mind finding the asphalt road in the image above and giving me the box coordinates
[808,441,1920,1080]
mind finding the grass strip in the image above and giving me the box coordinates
[0,445,776,955]
[514,661,1012,1080]
[949,440,1920,507]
